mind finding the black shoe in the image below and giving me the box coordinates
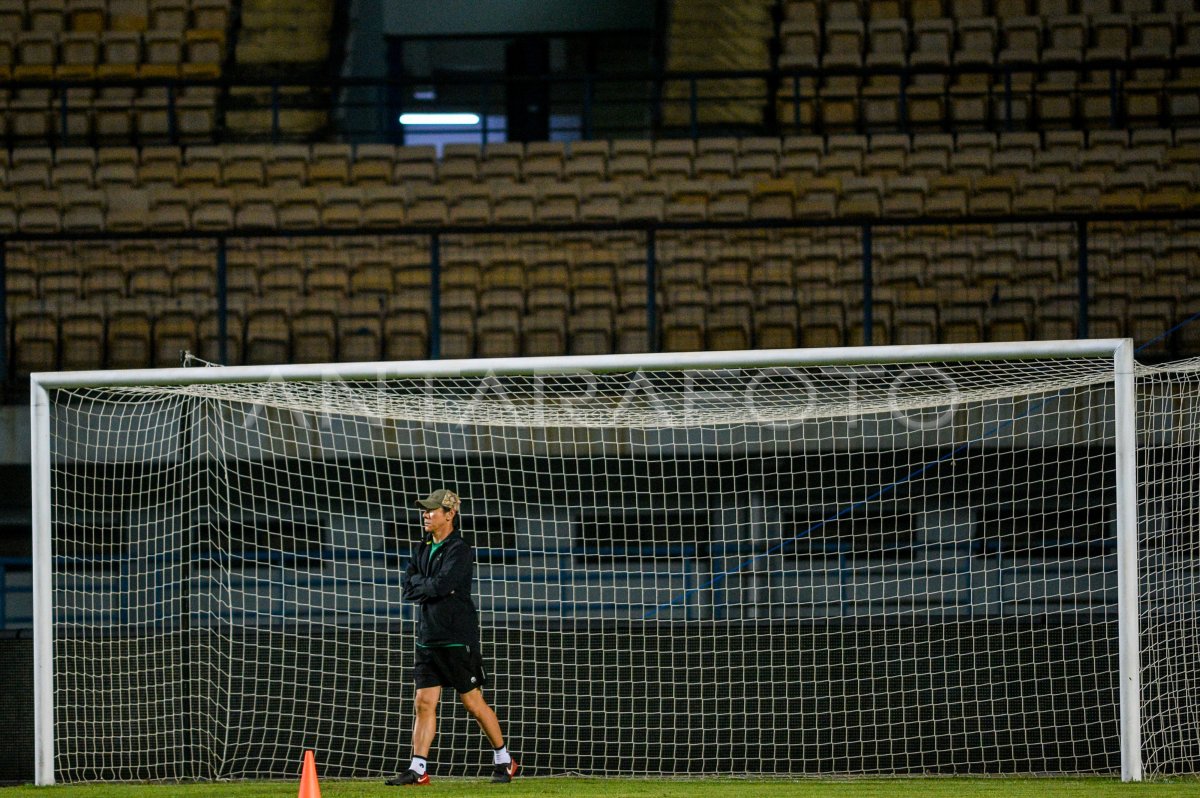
[492,760,519,783]
[385,769,430,786]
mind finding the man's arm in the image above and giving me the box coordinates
[404,541,473,601]
[401,552,426,601]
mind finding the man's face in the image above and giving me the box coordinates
[423,506,454,537]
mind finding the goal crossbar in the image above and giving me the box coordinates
[30,340,1130,389]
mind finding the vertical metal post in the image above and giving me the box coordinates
[387,81,400,145]
[480,79,490,145]
[429,233,441,359]
[271,83,280,144]
[1003,70,1014,131]
[1109,66,1120,129]
[0,242,7,386]
[862,224,873,347]
[792,75,802,129]
[31,379,54,785]
[1112,338,1143,782]
[689,78,699,140]
[646,228,658,353]
[167,83,177,145]
[582,75,594,140]
[58,91,68,147]
[1077,219,1089,339]
[216,238,228,365]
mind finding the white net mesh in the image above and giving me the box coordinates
[1137,358,1200,779]
[37,351,1198,780]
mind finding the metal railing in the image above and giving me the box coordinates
[3,53,1199,147]
[4,208,1198,392]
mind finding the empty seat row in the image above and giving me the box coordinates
[782,0,1197,25]
[3,133,1199,189]
[0,85,217,144]
[6,222,1194,305]
[3,170,1198,233]
[9,243,1190,306]
[235,0,331,66]
[777,74,1200,131]
[0,0,230,33]
[10,285,1193,377]
[0,26,225,79]
[6,216,1193,260]
[662,0,771,127]
[779,12,1200,70]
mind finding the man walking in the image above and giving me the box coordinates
[386,488,519,786]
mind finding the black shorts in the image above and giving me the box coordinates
[413,644,488,694]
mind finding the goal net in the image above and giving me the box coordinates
[29,343,1197,783]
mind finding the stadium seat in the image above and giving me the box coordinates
[909,133,952,174]
[489,183,535,224]
[840,176,884,217]
[567,307,613,355]
[449,183,492,225]
[309,143,352,185]
[80,261,125,300]
[59,301,106,370]
[394,145,436,184]
[437,306,475,359]
[531,181,577,223]
[290,297,339,363]
[230,189,274,230]
[361,185,406,228]
[9,147,53,189]
[383,300,428,361]
[197,306,243,365]
[520,308,566,357]
[106,300,154,369]
[799,289,846,347]
[243,298,290,365]
[893,290,939,345]
[522,141,564,182]
[618,181,664,222]
[439,143,480,184]
[350,143,396,185]
[737,138,779,180]
[9,88,53,140]
[148,0,188,30]
[273,186,320,230]
[480,142,523,181]
[408,184,450,225]
[694,138,737,179]
[12,304,59,377]
[337,297,383,362]
[150,302,196,366]
[261,144,307,185]
[564,140,608,182]
[256,250,303,299]
[18,188,62,234]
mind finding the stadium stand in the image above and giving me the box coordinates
[0,0,1196,375]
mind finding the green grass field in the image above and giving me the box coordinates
[4,777,1200,797]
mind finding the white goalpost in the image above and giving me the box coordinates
[27,341,1199,784]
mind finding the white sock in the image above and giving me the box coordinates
[409,756,428,776]
[493,746,511,766]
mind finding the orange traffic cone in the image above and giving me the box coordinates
[298,749,322,798]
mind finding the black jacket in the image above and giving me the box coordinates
[401,529,480,647]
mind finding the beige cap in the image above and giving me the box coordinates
[417,488,461,512]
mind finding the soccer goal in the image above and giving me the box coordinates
[29,341,1200,784]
